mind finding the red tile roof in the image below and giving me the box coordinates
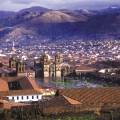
[60,87,120,104]
[0,99,30,109]
[0,77,43,97]
[39,87,120,115]
[0,90,42,97]
[0,78,9,92]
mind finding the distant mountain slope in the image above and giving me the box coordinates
[0,11,16,19]
[33,10,80,23]
[0,6,120,44]
[0,6,49,28]
[19,6,50,14]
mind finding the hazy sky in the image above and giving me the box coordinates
[0,0,120,11]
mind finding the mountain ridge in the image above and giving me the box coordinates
[0,6,120,44]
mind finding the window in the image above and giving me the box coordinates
[27,96,29,99]
[12,97,14,100]
[21,96,23,100]
[17,96,19,100]
[32,96,34,99]
[37,95,38,99]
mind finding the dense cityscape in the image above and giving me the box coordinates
[0,1,120,120]
[0,36,120,119]
[1,39,120,65]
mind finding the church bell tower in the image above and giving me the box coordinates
[55,53,62,78]
[16,60,26,76]
[40,53,51,78]
[9,57,17,70]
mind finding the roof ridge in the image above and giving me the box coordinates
[63,95,81,105]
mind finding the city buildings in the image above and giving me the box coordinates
[0,43,120,118]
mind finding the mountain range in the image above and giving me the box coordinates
[0,6,120,44]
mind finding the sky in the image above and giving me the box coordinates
[0,0,120,11]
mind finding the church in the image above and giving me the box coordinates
[9,52,71,80]
[34,52,62,79]
[9,57,35,78]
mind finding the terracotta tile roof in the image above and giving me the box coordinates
[10,102,30,108]
[60,87,120,104]
[1,76,42,90]
[39,87,120,115]
[0,77,44,98]
[39,95,71,115]
[5,76,25,82]
[19,77,34,89]
[27,78,43,91]
[0,90,42,97]
[0,99,11,109]
[0,78,9,92]
[41,95,70,108]
[63,95,81,105]
[4,77,34,89]
[0,99,30,109]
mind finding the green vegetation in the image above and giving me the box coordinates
[0,110,118,120]
[0,106,119,120]
[53,114,96,120]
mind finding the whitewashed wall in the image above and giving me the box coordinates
[8,94,42,102]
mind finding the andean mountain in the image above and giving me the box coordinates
[0,6,120,44]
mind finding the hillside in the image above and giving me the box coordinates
[0,6,120,44]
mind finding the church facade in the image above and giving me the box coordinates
[34,53,62,79]
[9,57,35,78]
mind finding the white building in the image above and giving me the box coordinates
[5,89,55,103]
[6,90,42,103]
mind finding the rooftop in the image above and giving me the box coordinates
[39,87,120,115]
[0,76,43,96]
[60,87,120,104]
[0,89,42,97]
[75,65,96,72]
[0,99,30,110]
